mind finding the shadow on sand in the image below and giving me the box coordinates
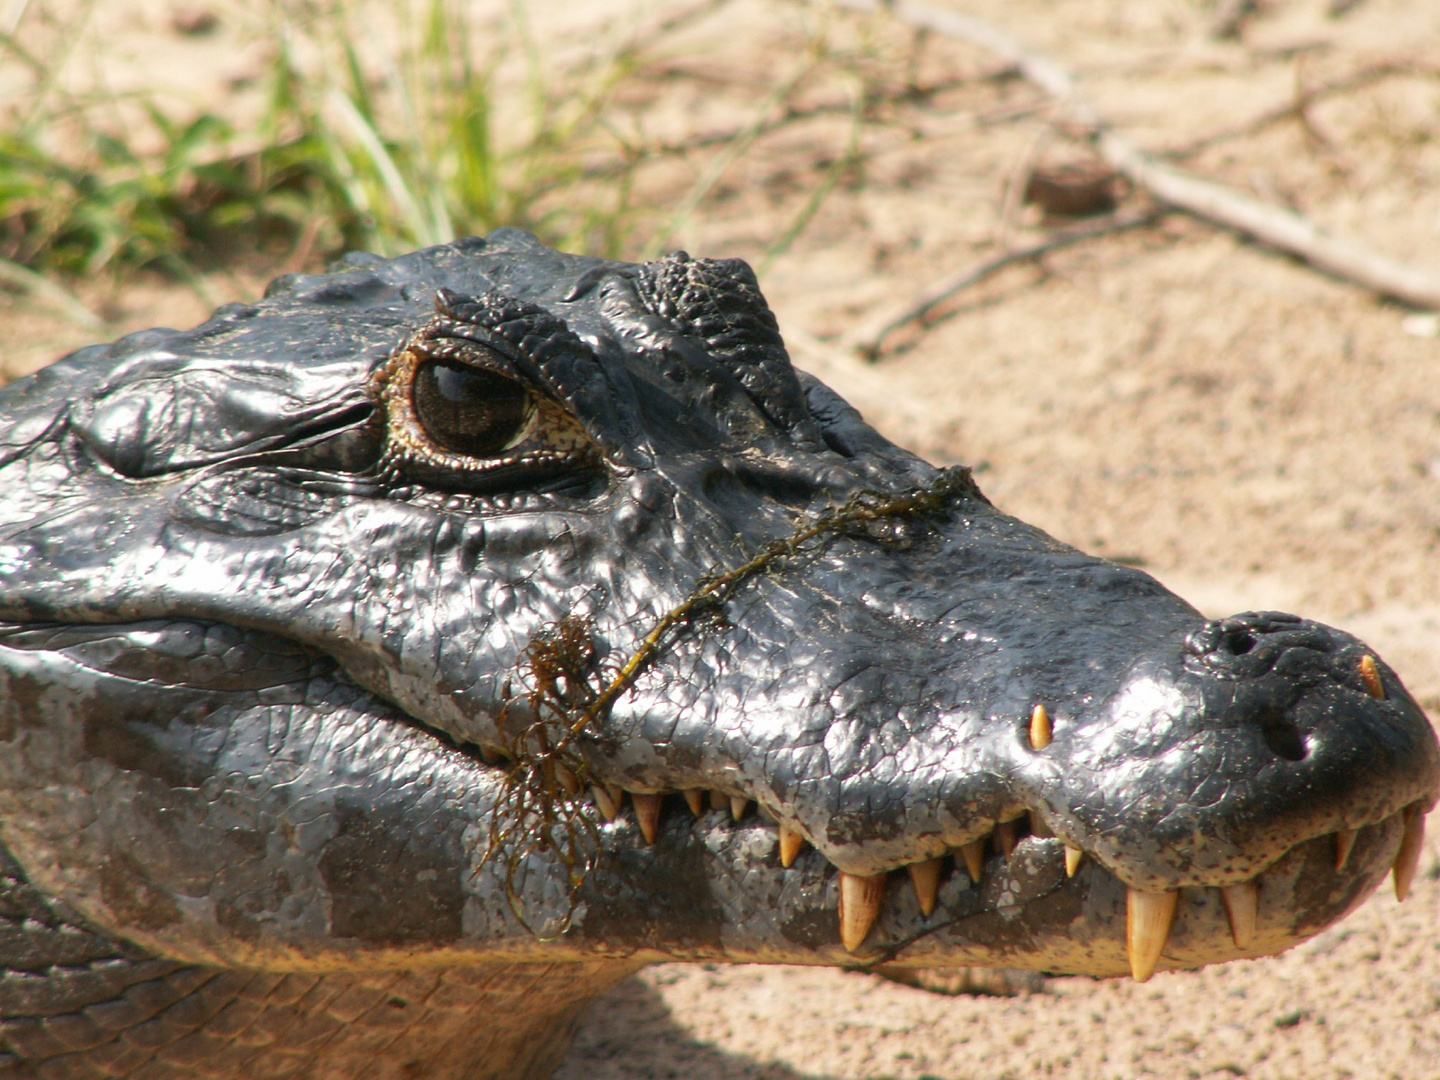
[555,974,863,1080]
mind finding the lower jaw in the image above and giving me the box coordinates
[566,811,1405,979]
[873,816,1401,978]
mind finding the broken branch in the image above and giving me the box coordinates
[848,208,1162,361]
[1164,62,1417,162]
[833,0,1440,311]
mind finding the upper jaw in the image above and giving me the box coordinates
[569,583,1438,881]
[439,481,1439,960]
[1064,613,1440,890]
[567,797,1407,978]
[556,611,1434,977]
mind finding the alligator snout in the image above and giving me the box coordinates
[996,606,1434,978]
[1186,610,1373,685]
[1040,608,1435,876]
[1184,611,1393,762]
[571,523,1438,981]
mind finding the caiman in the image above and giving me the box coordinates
[0,230,1435,1079]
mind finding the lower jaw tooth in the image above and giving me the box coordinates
[958,837,987,883]
[1360,653,1386,699]
[592,784,620,822]
[1220,880,1258,949]
[907,858,944,916]
[1394,804,1427,902]
[778,825,807,867]
[553,763,581,796]
[838,871,887,952]
[1126,888,1178,983]
[996,819,1020,860]
[1064,845,1084,878]
[631,793,663,845]
[1333,827,1358,871]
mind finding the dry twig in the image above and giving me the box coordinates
[994,120,1056,250]
[1166,61,1421,161]
[1211,0,1261,41]
[832,0,1440,312]
[848,208,1162,360]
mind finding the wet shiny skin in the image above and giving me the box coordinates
[0,232,1434,1077]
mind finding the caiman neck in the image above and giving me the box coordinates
[0,843,638,1080]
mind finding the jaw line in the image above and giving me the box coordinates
[532,783,1407,976]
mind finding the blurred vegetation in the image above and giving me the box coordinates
[0,0,913,329]
[0,0,727,285]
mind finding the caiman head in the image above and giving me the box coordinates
[0,229,1435,985]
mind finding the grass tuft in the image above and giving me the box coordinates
[0,0,702,282]
[0,0,923,310]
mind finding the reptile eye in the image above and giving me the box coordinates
[412,358,534,457]
[375,304,603,495]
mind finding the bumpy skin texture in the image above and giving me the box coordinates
[0,230,1436,1078]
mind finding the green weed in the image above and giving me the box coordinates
[0,0,665,280]
[0,0,909,317]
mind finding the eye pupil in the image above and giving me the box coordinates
[413,359,531,457]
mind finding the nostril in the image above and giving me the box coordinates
[1185,619,1264,662]
[1220,627,1256,656]
[1258,710,1307,762]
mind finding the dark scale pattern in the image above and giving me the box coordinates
[632,251,823,447]
[0,847,196,1074]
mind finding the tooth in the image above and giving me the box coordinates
[631,793,663,845]
[1333,827,1358,871]
[1029,703,1053,750]
[778,824,807,867]
[1394,805,1426,902]
[1028,811,1054,838]
[996,819,1020,859]
[956,840,990,881]
[479,744,504,764]
[959,837,987,882]
[1065,845,1084,877]
[606,783,625,810]
[1359,654,1386,700]
[1220,881,1258,949]
[730,796,750,822]
[709,789,728,812]
[683,789,705,817]
[553,762,580,796]
[592,784,620,822]
[907,858,944,917]
[1126,888,1178,983]
[838,871,887,952]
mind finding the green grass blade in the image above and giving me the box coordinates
[759,76,865,276]
[325,88,437,248]
[0,255,102,328]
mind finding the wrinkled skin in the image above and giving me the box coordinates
[0,231,1435,1079]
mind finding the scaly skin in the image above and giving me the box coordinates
[0,230,1435,1078]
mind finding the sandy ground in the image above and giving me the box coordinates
[3,1,1439,1077]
